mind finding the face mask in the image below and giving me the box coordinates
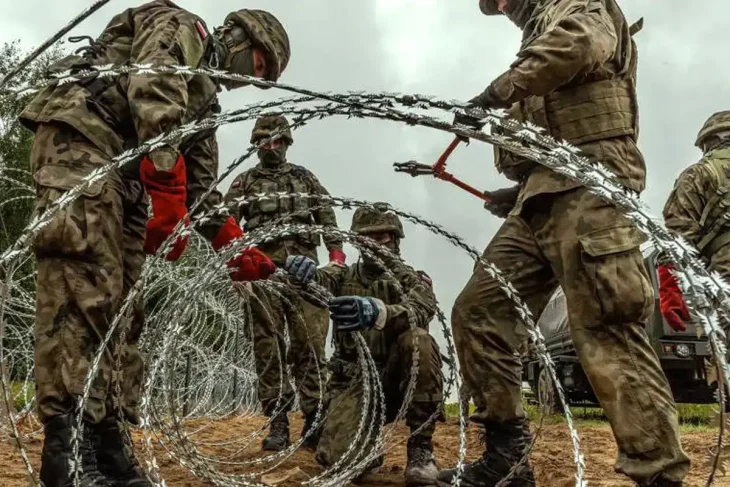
[257,145,288,167]
[221,47,256,90]
[361,238,399,271]
[214,22,257,90]
[504,0,534,29]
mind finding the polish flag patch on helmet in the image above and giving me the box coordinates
[195,20,208,40]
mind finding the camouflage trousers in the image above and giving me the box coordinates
[315,328,443,467]
[452,187,690,483]
[709,244,730,279]
[245,278,329,416]
[32,123,146,425]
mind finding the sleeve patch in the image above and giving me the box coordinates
[417,270,432,287]
[195,20,208,40]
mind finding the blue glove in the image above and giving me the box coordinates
[284,255,317,284]
[329,296,380,332]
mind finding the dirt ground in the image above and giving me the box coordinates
[2,416,728,486]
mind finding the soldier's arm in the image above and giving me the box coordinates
[183,134,234,241]
[372,267,437,335]
[662,164,708,248]
[307,172,343,252]
[489,2,618,105]
[311,264,346,295]
[127,9,205,170]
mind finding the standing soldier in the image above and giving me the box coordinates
[19,2,290,486]
[283,203,443,486]
[439,0,690,486]
[660,111,730,332]
[224,115,347,452]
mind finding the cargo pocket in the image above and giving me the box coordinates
[291,180,311,214]
[256,180,279,215]
[32,163,107,257]
[579,224,653,326]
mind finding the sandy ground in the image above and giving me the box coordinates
[1,415,728,486]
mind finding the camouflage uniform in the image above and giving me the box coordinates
[309,207,442,481]
[19,2,290,485]
[661,112,730,371]
[663,111,730,279]
[449,0,689,484]
[224,116,343,422]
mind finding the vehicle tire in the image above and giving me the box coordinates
[537,366,565,415]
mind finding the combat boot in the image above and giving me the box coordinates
[353,454,384,484]
[262,412,291,451]
[300,411,322,449]
[436,418,535,487]
[40,414,113,487]
[405,435,439,486]
[96,417,152,487]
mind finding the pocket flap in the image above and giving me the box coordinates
[579,224,646,257]
[33,164,105,198]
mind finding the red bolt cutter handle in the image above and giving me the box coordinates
[393,137,492,203]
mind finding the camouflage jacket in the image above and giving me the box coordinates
[224,162,342,265]
[19,0,228,240]
[489,0,644,209]
[663,145,730,273]
[313,260,436,365]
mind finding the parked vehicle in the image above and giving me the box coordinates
[522,246,717,413]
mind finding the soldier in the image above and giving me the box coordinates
[224,115,347,452]
[19,2,290,486]
[660,111,730,331]
[283,203,443,486]
[438,0,690,486]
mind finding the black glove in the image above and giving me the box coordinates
[483,185,521,218]
[453,85,506,139]
[329,296,380,332]
[284,255,317,284]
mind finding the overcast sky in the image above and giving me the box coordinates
[2,1,729,369]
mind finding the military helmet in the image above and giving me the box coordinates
[696,111,730,148]
[250,115,294,145]
[479,0,501,15]
[351,203,405,238]
[224,10,290,85]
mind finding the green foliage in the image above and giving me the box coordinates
[10,381,33,411]
[0,42,67,381]
[444,401,716,430]
[0,41,67,253]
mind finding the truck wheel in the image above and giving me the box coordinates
[537,367,565,415]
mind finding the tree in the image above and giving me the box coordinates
[0,41,67,254]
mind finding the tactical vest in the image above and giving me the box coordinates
[496,0,640,181]
[333,264,405,366]
[243,165,322,247]
[20,0,219,166]
[696,147,730,258]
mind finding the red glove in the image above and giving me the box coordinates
[658,264,690,332]
[212,217,276,281]
[328,248,346,267]
[140,154,189,261]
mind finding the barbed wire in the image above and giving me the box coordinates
[0,56,728,487]
[0,0,112,91]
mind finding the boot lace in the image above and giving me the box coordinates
[79,431,111,484]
